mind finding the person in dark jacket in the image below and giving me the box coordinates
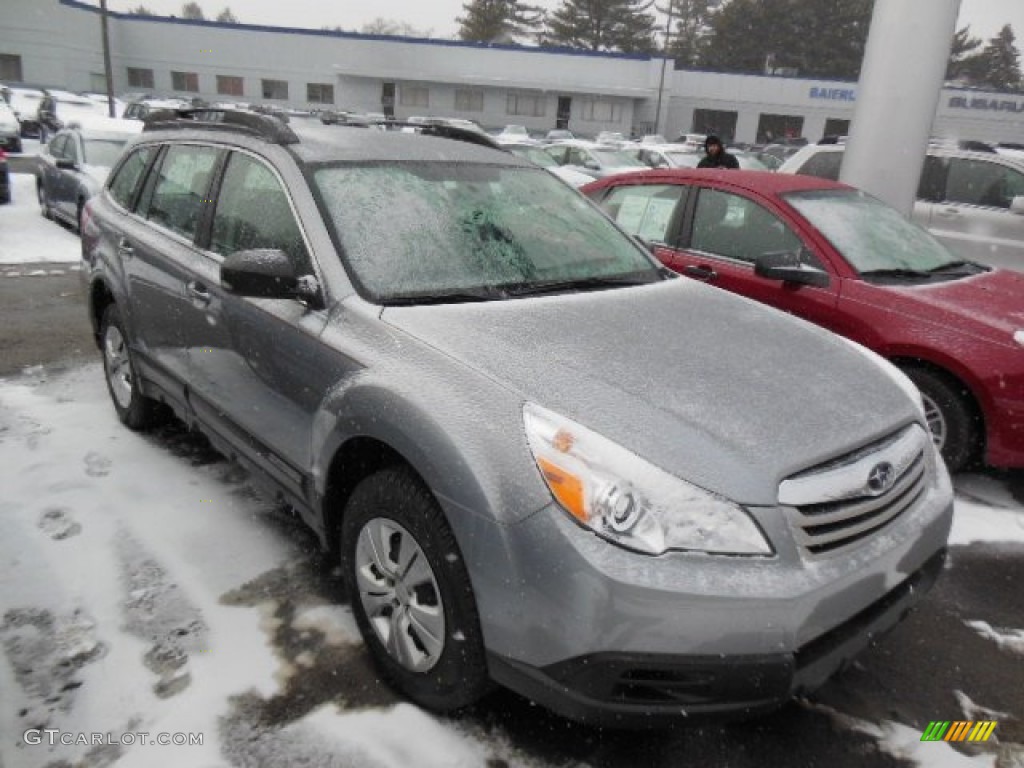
[698,135,739,169]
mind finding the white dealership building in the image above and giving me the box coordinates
[3,0,1022,145]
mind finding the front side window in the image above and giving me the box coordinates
[314,164,658,302]
[691,188,804,265]
[138,144,220,240]
[601,184,685,244]
[210,152,309,270]
[108,146,155,210]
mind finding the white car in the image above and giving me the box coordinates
[498,140,593,188]
[543,140,647,180]
[779,143,1024,271]
[0,101,21,152]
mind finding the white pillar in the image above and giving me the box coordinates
[841,0,960,216]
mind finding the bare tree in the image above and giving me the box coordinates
[181,2,205,20]
[215,7,238,23]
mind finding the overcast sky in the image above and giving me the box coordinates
[96,0,1024,49]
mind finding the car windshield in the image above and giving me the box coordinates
[314,163,660,303]
[591,149,644,167]
[82,138,130,167]
[785,188,959,274]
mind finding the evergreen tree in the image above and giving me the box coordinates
[457,0,545,43]
[543,0,658,53]
[658,0,718,67]
[215,7,238,23]
[945,26,982,82]
[181,2,205,20]
[974,25,1022,91]
[701,0,871,79]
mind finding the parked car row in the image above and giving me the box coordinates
[0,84,120,142]
[80,107,953,726]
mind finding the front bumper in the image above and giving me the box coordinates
[488,549,945,726]
[461,452,953,724]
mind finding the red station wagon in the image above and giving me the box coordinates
[584,169,1024,472]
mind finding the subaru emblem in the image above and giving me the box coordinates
[866,462,895,495]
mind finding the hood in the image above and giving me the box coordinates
[380,279,920,504]
[892,268,1024,343]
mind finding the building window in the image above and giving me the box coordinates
[126,67,154,89]
[171,71,199,93]
[579,99,622,123]
[756,113,805,143]
[692,109,738,142]
[262,79,289,100]
[823,118,850,140]
[0,54,23,82]
[400,85,429,108]
[507,92,545,117]
[454,88,483,113]
[307,83,334,104]
[216,75,244,97]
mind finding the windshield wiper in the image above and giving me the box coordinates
[859,267,932,280]
[925,260,984,275]
[503,272,664,297]
[382,288,508,306]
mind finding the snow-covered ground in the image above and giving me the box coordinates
[1,172,1023,767]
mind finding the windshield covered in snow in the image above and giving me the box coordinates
[314,163,661,303]
[785,188,961,274]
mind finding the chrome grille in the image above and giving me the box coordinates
[779,425,930,556]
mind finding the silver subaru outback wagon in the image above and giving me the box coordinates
[80,109,953,726]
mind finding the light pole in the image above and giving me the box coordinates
[653,1,676,136]
[100,0,115,117]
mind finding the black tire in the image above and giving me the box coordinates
[341,467,490,713]
[12,138,21,154]
[99,304,165,430]
[901,365,978,472]
[76,199,85,233]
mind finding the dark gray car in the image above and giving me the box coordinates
[80,109,953,725]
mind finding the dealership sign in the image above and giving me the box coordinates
[948,95,1024,112]
[809,87,856,102]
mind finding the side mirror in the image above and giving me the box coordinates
[1010,195,1024,215]
[221,248,317,303]
[754,249,829,288]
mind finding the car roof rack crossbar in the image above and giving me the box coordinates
[323,118,500,150]
[141,108,299,144]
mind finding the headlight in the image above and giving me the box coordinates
[523,403,772,556]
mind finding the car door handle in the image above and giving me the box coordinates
[186,281,211,304]
[117,238,134,258]
[683,264,717,281]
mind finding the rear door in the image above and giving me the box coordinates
[122,142,223,404]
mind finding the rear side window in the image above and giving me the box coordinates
[797,150,842,181]
[600,184,684,244]
[137,144,220,240]
[108,146,154,210]
[945,158,1024,209]
[210,152,310,270]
